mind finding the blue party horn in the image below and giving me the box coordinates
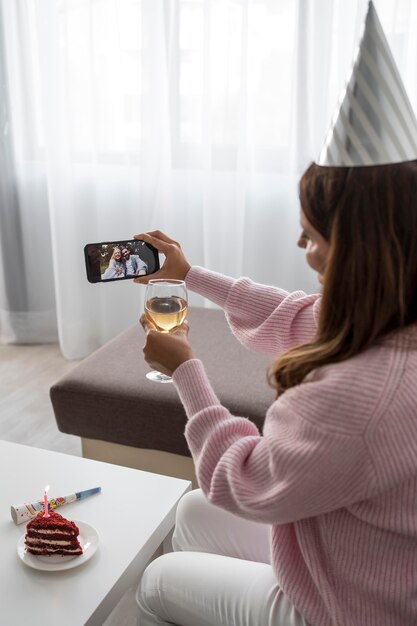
[11,487,102,525]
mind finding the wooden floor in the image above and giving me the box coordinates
[0,343,82,456]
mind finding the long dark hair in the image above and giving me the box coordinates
[269,160,417,396]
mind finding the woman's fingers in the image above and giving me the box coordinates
[141,318,194,376]
[172,320,189,336]
[140,312,157,333]
[140,313,189,336]
[133,232,180,254]
[134,230,179,246]
[133,232,171,254]
[132,230,191,284]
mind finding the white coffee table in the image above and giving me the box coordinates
[1,440,191,626]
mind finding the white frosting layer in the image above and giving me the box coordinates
[26,538,75,546]
[30,528,74,536]
[26,545,81,553]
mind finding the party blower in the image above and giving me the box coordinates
[11,487,102,525]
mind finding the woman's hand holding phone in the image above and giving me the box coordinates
[133,231,191,284]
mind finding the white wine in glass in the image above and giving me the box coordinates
[144,279,188,383]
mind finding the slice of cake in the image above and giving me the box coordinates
[24,510,83,556]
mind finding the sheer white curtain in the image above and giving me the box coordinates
[0,0,416,358]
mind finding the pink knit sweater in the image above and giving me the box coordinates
[172,266,417,626]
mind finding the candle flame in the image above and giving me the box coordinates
[44,485,50,494]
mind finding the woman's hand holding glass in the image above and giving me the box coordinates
[142,278,192,383]
[141,314,194,379]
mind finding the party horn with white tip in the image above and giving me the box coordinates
[10,487,102,525]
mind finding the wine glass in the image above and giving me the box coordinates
[144,279,188,383]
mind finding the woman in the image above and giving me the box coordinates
[134,161,417,626]
[101,247,125,280]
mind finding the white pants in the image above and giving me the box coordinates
[136,489,309,626]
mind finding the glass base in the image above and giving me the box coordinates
[146,370,173,384]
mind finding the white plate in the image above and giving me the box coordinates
[17,520,99,572]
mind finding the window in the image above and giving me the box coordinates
[12,0,297,170]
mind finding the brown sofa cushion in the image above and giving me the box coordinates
[51,307,274,457]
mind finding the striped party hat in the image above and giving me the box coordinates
[317,1,417,167]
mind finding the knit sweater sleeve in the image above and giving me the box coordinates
[186,266,321,355]
[173,357,380,524]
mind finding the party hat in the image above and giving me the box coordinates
[317,1,417,167]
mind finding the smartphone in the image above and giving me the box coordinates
[84,239,160,283]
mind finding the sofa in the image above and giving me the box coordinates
[51,307,274,487]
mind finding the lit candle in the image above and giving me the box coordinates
[43,485,50,518]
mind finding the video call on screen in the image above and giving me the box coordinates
[86,240,157,282]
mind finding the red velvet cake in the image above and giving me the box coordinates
[24,510,83,556]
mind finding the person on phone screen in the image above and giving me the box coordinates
[101,247,125,279]
[132,6,417,626]
[122,246,147,276]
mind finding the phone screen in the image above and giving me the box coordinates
[84,239,159,283]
